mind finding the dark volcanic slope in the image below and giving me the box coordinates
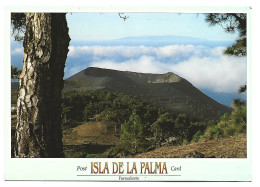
[64,67,231,120]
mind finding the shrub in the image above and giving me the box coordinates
[113,110,151,156]
[223,126,236,137]
[195,100,246,143]
[191,130,203,143]
[203,125,224,141]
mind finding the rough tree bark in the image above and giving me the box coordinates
[14,13,70,158]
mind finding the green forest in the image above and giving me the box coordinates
[61,89,246,157]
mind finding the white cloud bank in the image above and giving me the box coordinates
[171,56,246,93]
[71,45,245,94]
[91,56,167,74]
[13,43,246,94]
[90,54,246,93]
[10,44,245,94]
[68,44,205,59]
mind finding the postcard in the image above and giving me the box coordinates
[4,5,252,182]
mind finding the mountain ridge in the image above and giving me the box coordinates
[64,67,231,121]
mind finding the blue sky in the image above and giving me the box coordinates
[66,13,239,41]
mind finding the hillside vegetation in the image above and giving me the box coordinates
[11,67,246,158]
[61,90,210,156]
[65,67,231,121]
[60,88,246,158]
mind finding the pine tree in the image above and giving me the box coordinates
[205,13,246,57]
[13,13,70,157]
[118,110,148,156]
[151,112,175,147]
[205,13,247,94]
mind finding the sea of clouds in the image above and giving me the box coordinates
[11,39,247,106]
[66,44,246,94]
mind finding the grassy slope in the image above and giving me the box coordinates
[61,119,246,158]
[135,133,247,158]
[62,122,120,146]
[62,122,119,158]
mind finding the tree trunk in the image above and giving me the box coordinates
[14,13,70,158]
